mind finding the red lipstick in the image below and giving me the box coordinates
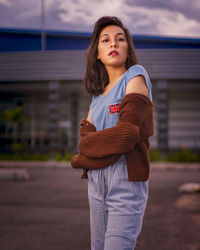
[109,50,119,56]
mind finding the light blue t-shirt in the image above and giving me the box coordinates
[90,64,152,131]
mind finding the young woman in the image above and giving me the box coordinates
[71,16,154,250]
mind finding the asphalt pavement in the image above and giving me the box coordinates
[0,165,200,250]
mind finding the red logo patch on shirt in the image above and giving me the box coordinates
[109,103,121,115]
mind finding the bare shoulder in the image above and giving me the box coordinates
[126,75,148,96]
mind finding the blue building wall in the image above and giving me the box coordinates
[0,27,200,52]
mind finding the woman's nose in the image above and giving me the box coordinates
[110,39,117,47]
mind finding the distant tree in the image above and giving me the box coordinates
[0,106,26,152]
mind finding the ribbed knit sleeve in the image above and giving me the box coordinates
[79,122,139,157]
[78,93,153,158]
[70,93,154,180]
[71,153,120,169]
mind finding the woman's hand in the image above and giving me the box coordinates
[71,154,80,168]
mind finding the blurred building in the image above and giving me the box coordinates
[0,28,200,153]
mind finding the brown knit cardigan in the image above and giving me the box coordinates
[71,93,154,181]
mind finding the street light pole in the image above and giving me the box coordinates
[41,0,46,51]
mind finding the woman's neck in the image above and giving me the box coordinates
[106,65,127,85]
[102,66,127,95]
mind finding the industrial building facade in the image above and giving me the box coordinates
[0,28,200,154]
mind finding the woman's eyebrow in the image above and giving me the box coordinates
[100,32,125,38]
[116,32,125,36]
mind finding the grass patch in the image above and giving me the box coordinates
[0,149,199,163]
[149,149,200,162]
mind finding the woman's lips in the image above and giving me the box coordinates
[108,50,119,56]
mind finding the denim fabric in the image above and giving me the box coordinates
[88,65,152,250]
[88,156,148,250]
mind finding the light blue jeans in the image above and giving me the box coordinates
[87,155,149,250]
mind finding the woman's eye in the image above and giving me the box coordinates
[117,37,125,41]
[102,39,109,43]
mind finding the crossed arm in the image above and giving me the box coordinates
[71,93,153,170]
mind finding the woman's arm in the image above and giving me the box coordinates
[71,94,153,171]
[87,107,92,123]
[126,75,148,96]
[79,122,140,157]
[71,153,121,169]
[78,93,153,158]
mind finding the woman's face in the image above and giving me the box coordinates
[97,25,128,69]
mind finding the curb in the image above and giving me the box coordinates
[151,162,200,171]
[0,161,199,181]
[0,161,200,171]
[0,160,71,169]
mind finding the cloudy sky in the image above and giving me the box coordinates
[0,0,200,38]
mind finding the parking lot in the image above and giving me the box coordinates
[0,166,200,250]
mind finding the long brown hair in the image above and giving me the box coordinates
[83,16,138,96]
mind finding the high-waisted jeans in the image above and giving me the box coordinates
[87,155,149,250]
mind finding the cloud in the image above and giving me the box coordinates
[123,4,200,37]
[0,0,13,7]
[0,0,200,38]
[124,0,200,22]
[0,0,41,28]
[56,0,126,31]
